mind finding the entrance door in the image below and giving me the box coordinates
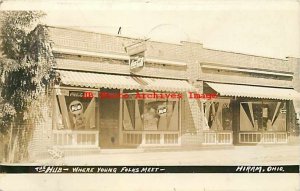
[99,90,120,148]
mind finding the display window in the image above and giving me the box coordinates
[240,101,287,132]
[203,99,233,131]
[122,93,180,131]
[55,93,98,130]
[52,90,99,147]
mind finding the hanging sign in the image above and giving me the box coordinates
[125,41,147,55]
[129,56,144,70]
[125,40,147,71]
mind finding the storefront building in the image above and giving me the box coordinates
[195,49,300,145]
[47,26,196,149]
[52,72,194,148]
[27,26,300,154]
[201,83,296,145]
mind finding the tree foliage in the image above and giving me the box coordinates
[0,11,55,133]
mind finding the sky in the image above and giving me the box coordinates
[1,0,300,59]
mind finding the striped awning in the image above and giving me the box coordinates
[58,70,194,92]
[132,76,194,92]
[206,82,300,100]
[58,70,141,90]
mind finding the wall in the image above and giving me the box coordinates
[27,94,54,161]
[50,26,296,88]
[197,47,294,88]
[47,25,299,147]
[55,57,187,80]
[49,26,188,80]
[49,26,195,147]
[291,57,300,92]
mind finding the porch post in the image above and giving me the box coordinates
[201,100,205,144]
[119,89,123,145]
[178,98,182,145]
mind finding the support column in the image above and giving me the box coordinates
[178,98,182,145]
[232,99,240,145]
[119,89,123,145]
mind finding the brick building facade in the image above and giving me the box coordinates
[2,25,300,160]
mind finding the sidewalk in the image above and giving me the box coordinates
[33,144,300,166]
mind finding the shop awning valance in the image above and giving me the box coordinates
[206,82,300,100]
[58,70,142,90]
[58,70,195,92]
[132,76,195,92]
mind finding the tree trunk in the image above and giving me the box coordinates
[7,122,14,163]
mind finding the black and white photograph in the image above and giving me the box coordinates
[0,0,299,190]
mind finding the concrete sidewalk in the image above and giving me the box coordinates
[33,144,300,166]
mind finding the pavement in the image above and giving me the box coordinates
[33,144,300,165]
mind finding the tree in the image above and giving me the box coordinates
[0,11,55,162]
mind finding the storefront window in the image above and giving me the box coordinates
[203,99,233,131]
[123,93,179,131]
[240,101,286,132]
[56,94,97,130]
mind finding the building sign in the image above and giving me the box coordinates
[69,91,97,98]
[129,55,144,70]
[69,91,84,97]
[125,40,147,71]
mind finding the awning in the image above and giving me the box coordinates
[58,70,194,92]
[206,82,300,100]
[133,76,194,92]
[58,70,141,90]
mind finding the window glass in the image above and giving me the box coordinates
[203,100,233,131]
[123,92,179,131]
[56,96,97,130]
[240,101,286,132]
